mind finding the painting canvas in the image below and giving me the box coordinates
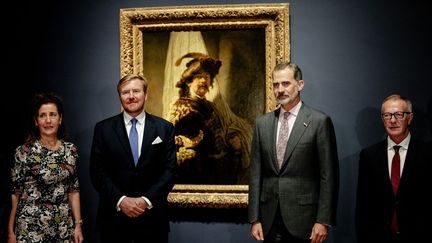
[120,3,290,208]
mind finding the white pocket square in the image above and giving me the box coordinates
[151,136,163,145]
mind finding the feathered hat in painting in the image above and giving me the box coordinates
[175,52,222,96]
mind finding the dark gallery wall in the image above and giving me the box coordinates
[1,0,431,242]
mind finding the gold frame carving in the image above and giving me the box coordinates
[120,3,290,208]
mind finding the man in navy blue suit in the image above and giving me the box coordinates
[356,94,431,243]
[90,74,177,243]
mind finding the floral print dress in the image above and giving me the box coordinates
[11,140,79,242]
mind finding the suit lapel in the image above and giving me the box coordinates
[398,139,417,195]
[280,104,311,170]
[376,141,394,196]
[137,113,156,166]
[112,114,135,166]
[270,109,281,172]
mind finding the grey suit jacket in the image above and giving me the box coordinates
[248,103,339,239]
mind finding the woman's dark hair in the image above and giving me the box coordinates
[25,92,67,144]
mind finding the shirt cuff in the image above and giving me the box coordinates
[116,196,126,211]
[141,196,153,209]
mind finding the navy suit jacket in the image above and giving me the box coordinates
[90,112,177,232]
[356,137,431,242]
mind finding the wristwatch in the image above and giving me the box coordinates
[75,219,83,225]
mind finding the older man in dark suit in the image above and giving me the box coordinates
[356,94,431,243]
[90,74,177,243]
[248,63,339,243]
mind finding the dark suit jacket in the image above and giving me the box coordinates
[356,138,431,243]
[90,112,177,235]
[248,103,339,239]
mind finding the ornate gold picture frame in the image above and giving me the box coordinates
[120,3,290,208]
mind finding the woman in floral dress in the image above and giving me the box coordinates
[7,93,83,243]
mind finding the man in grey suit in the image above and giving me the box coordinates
[248,63,339,243]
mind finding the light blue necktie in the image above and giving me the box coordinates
[129,118,139,165]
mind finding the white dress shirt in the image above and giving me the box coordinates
[116,111,153,211]
[387,133,410,178]
[276,101,302,143]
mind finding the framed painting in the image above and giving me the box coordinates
[120,3,290,208]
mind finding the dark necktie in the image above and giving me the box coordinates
[391,145,401,232]
[129,118,139,165]
[276,111,290,169]
[391,145,401,194]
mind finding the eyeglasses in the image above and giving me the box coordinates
[381,111,411,120]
